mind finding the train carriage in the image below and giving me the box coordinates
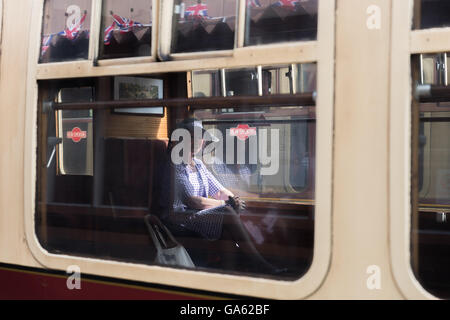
[0,0,449,300]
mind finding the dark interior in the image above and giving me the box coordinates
[416,0,450,29]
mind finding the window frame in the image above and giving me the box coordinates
[390,0,450,300]
[24,0,334,299]
[0,0,3,48]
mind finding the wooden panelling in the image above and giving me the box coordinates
[104,111,168,139]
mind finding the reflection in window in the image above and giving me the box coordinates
[171,0,237,53]
[414,0,450,30]
[100,0,153,60]
[194,106,315,200]
[40,0,92,63]
[245,0,318,46]
[412,54,450,299]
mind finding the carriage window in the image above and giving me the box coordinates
[262,66,292,95]
[245,0,318,46]
[99,0,153,60]
[36,66,316,280]
[171,0,237,53]
[191,64,316,98]
[414,0,450,30]
[412,54,450,299]
[40,0,92,63]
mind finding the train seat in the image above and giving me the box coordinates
[103,138,169,210]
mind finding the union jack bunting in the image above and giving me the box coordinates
[184,3,208,18]
[41,34,54,56]
[247,0,262,7]
[61,13,87,40]
[104,21,116,45]
[112,14,143,33]
[273,0,300,10]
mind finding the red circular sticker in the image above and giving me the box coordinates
[230,124,257,141]
[66,127,87,143]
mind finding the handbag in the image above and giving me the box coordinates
[144,215,195,268]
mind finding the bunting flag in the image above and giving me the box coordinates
[273,0,300,10]
[41,34,54,56]
[111,14,143,33]
[247,0,262,7]
[40,12,89,56]
[61,13,87,40]
[184,3,208,18]
[104,21,116,45]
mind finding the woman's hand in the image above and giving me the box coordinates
[225,196,247,214]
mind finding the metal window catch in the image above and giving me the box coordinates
[420,53,448,86]
[46,137,62,169]
[48,137,62,147]
[437,212,447,223]
[435,53,448,86]
[414,84,431,100]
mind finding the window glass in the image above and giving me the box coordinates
[224,67,259,96]
[193,106,315,201]
[113,76,164,115]
[412,54,450,299]
[192,70,222,97]
[262,66,291,95]
[36,70,315,280]
[296,63,317,93]
[419,53,449,86]
[171,0,237,53]
[414,0,450,30]
[100,0,153,60]
[40,0,92,63]
[245,0,318,46]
